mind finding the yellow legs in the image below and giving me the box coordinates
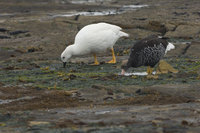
[147,66,153,75]
[92,53,100,65]
[146,66,158,79]
[107,48,116,64]
[92,48,116,65]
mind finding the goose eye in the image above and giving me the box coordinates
[62,57,65,59]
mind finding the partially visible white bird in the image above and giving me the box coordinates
[61,22,129,67]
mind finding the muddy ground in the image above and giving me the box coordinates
[0,0,200,132]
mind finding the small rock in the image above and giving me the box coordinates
[146,21,166,35]
[0,28,8,32]
[65,90,78,96]
[0,35,10,39]
[25,33,31,37]
[165,25,200,39]
[107,90,113,95]
[0,123,6,127]
[146,75,159,79]
[28,121,50,126]
[173,12,188,16]
[152,120,162,127]
[103,96,113,101]
[0,82,4,86]
[9,30,29,35]
[10,54,16,57]
[165,23,176,31]
[27,47,36,53]
[135,89,141,94]
[156,127,164,133]
[195,99,200,102]
[156,60,178,74]
[91,85,105,90]
[181,120,189,126]
[185,41,200,57]
[69,74,76,80]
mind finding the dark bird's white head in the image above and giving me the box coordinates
[61,45,73,68]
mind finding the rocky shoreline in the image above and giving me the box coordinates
[0,0,199,62]
[0,0,200,133]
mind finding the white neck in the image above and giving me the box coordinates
[68,44,81,56]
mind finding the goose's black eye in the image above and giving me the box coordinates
[62,57,65,59]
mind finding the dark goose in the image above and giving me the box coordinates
[121,35,175,76]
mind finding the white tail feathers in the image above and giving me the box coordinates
[165,42,175,53]
[119,31,129,37]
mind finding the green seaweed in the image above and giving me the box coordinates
[0,56,200,90]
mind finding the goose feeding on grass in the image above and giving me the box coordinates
[121,35,175,78]
[61,22,129,67]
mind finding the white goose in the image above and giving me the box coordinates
[61,22,129,67]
